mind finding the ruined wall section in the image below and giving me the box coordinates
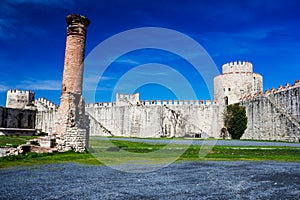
[86,100,223,138]
[241,80,300,141]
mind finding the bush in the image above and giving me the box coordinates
[223,104,247,139]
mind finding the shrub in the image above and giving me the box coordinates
[223,104,247,139]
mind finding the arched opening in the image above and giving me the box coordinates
[224,96,229,106]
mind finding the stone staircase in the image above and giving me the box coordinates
[86,112,114,136]
[265,94,300,141]
[265,95,300,129]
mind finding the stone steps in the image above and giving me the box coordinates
[86,112,114,136]
[265,95,300,129]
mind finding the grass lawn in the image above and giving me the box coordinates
[1,137,300,169]
[181,146,300,162]
[0,136,38,148]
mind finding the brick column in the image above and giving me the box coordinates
[55,14,90,152]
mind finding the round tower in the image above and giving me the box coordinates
[214,61,263,105]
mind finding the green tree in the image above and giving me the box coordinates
[223,104,247,139]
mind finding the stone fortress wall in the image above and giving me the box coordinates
[2,61,299,142]
[86,95,222,138]
[0,89,36,135]
[1,14,299,152]
[0,107,35,130]
[34,98,58,135]
[241,80,300,142]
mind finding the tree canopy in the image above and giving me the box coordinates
[223,104,247,139]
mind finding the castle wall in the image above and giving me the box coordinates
[86,101,223,138]
[34,98,58,135]
[0,107,36,135]
[241,81,300,141]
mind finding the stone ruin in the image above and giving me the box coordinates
[0,14,299,157]
[0,14,91,155]
[54,14,90,152]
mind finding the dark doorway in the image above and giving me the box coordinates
[18,113,24,128]
[224,96,229,106]
[28,115,33,128]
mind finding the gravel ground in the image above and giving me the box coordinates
[0,161,299,200]
[107,138,300,147]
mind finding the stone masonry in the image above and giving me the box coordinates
[214,61,263,106]
[32,59,299,142]
[3,14,298,155]
[34,98,58,135]
[6,90,34,109]
[86,97,222,138]
[241,80,300,142]
[54,14,90,152]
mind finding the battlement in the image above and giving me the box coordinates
[7,89,34,95]
[34,98,58,110]
[222,61,253,74]
[86,99,217,108]
[6,89,35,109]
[116,93,140,106]
[240,79,300,101]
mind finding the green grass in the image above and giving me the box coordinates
[0,136,38,147]
[1,138,300,169]
[0,151,100,169]
[110,140,166,153]
[180,146,300,162]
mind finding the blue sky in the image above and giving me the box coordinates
[0,0,299,105]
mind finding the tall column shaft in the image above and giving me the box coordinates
[55,14,90,152]
[61,15,90,95]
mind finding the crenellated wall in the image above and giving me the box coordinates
[33,79,299,142]
[222,61,253,73]
[241,80,300,142]
[86,100,223,138]
[86,99,217,108]
[34,98,58,135]
[6,89,35,109]
[6,60,298,143]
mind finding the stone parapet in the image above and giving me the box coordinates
[86,98,217,108]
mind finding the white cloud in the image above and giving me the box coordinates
[114,58,140,65]
[0,84,9,92]
[16,80,61,90]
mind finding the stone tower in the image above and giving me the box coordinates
[214,61,263,106]
[55,14,90,152]
[6,90,34,109]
